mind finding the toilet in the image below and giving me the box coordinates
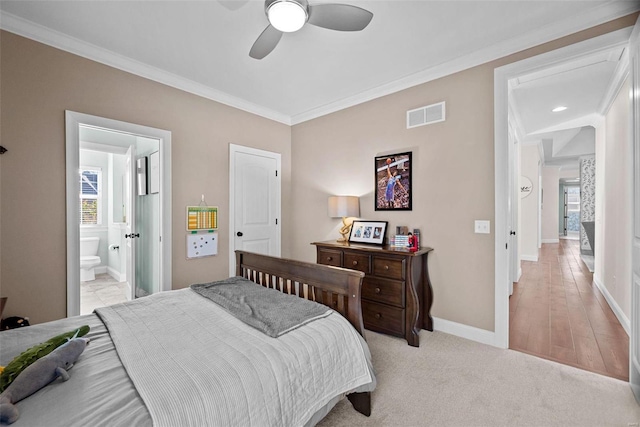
[80,237,101,282]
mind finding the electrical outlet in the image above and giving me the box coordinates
[474,220,490,234]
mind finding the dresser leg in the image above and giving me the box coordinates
[423,251,434,332]
[407,329,420,347]
[424,315,433,332]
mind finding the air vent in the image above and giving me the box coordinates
[406,101,446,129]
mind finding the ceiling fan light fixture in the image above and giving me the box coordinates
[267,0,308,33]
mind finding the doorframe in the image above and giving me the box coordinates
[508,118,520,289]
[65,111,172,317]
[228,143,282,276]
[493,28,633,348]
[629,14,640,402]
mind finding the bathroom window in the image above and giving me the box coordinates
[79,168,102,225]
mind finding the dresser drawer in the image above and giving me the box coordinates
[344,253,370,274]
[363,300,405,336]
[372,256,405,280]
[317,248,342,267]
[362,277,405,308]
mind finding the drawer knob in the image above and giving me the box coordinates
[384,265,389,270]
[375,313,382,319]
[352,261,358,266]
[375,287,381,294]
[327,256,333,261]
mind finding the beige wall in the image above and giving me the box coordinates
[290,15,638,332]
[0,31,292,324]
[520,144,540,261]
[1,13,636,329]
[291,64,498,331]
[598,76,633,320]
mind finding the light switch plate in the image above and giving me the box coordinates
[474,220,490,234]
[187,233,218,258]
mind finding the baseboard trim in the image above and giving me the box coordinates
[433,317,497,347]
[95,266,107,275]
[517,267,522,282]
[521,254,539,262]
[593,277,630,336]
[107,266,126,283]
[541,239,560,244]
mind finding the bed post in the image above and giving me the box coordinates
[346,275,366,338]
[347,392,371,416]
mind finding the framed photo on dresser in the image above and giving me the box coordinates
[349,220,388,245]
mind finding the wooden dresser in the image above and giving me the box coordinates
[312,241,433,347]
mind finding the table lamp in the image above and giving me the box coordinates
[328,196,360,242]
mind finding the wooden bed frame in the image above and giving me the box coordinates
[235,250,372,416]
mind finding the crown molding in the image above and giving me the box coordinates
[598,46,630,115]
[528,113,603,135]
[0,12,292,126]
[291,1,640,124]
[2,1,638,127]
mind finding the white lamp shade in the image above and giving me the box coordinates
[328,196,360,218]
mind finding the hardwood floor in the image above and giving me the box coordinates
[509,239,629,381]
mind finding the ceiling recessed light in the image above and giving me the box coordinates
[552,106,568,113]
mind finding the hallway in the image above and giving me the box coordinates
[509,240,629,381]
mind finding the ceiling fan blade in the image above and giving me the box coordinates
[308,3,373,31]
[218,0,249,11]
[249,25,283,59]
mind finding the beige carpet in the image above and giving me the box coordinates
[318,330,640,426]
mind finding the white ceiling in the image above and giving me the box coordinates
[510,32,629,173]
[1,0,638,125]
[511,46,624,136]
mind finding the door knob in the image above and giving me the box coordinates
[236,232,243,237]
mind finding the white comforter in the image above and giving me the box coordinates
[96,288,374,427]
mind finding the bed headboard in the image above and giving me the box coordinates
[235,250,366,337]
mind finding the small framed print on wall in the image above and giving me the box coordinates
[375,151,412,211]
[349,220,388,245]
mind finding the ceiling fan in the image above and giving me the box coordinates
[249,0,373,60]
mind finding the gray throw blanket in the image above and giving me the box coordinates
[191,277,331,337]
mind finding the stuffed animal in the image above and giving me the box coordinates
[0,337,89,424]
[0,325,90,393]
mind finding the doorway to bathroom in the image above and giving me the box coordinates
[66,111,172,317]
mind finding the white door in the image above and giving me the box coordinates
[124,145,137,300]
[229,144,281,276]
[629,14,640,403]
